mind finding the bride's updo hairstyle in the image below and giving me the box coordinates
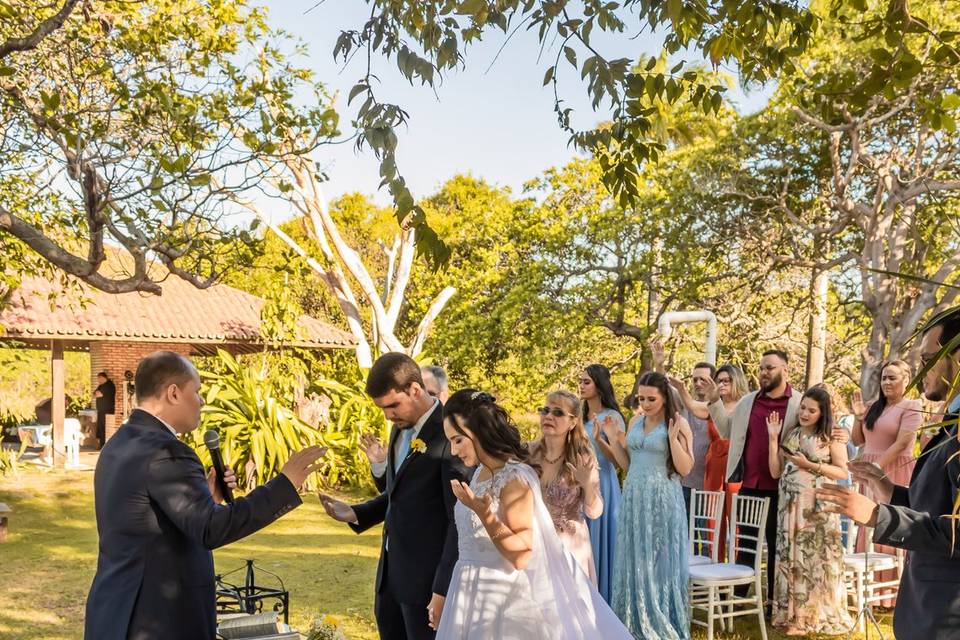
[444,389,529,464]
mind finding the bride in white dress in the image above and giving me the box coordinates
[434,389,632,640]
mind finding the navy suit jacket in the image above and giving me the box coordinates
[873,410,960,639]
[350,403,470,603]
[84,410,302,640]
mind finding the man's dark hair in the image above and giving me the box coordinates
[692,362,717,377]
[366,352,425,398]
[97,371,108,379]
[761,349,789,364]
[135,351,195,401]
[925,307,960,351]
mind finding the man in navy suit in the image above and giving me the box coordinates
[819,308,960,639]
[320,354,469,640]
[84,351,325,640]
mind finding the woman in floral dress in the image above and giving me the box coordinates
[767,386,854,635]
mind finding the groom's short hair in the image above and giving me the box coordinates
[366,353,425,398]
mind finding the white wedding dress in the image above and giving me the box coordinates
[436,461,632,639]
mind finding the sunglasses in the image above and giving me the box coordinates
[537,406,573,418]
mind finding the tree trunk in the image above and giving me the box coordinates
[804,266,829,387]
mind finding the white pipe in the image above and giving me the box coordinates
[657,310,718,365]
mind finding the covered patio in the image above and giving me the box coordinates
[0,273,354,467]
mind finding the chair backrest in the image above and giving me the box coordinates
[64,418,82,444]
[840,515,856,554]
[689,489,725,561]
[729,494,770,571]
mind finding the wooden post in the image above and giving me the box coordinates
[51,339,66,468]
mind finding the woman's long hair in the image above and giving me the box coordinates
[864,360,912,431]
[531,390,597,483]
[582,364,625,426]
[802,385,836,441]
[635,371,679,477]
[716,364,749,402]
[444,388,529,465]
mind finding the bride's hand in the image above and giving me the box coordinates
[450,479,493,517]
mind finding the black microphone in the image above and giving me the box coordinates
[203,429,233,504]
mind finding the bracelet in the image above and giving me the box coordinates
[487,518,511,542]
[816,462,823,476]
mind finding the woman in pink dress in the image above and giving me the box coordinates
[851,359,923,606]
[528,390,603,583]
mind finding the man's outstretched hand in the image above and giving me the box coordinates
[281,445,327,489]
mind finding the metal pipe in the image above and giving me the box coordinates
[657,310,718,365]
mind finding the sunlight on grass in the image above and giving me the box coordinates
[0,468,893,640]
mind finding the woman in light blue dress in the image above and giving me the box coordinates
[580,364,625,603]
[603,371,693,639]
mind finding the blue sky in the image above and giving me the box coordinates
[264,1,773,207]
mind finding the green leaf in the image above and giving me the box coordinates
[564,46,577,68]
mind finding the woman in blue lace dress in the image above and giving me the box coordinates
[603,372,694,639]
[579,364,625,602]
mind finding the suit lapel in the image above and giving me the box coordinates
[390,404,441,493]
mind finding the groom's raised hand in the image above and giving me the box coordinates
[318,493,359,525]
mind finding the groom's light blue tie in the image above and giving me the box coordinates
[395,427,414,473]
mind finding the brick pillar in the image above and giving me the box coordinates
[90,341,193,442]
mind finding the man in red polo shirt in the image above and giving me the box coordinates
[709,349,800,604]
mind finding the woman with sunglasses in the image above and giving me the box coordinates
[528,391,603,584]
[579,364,626,603]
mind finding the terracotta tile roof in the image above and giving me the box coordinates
[0,274,356,350]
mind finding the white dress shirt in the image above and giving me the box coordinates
[370,399,439,479]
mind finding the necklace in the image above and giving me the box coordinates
[544,450,564,465]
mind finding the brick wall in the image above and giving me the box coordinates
[89,341,193,442]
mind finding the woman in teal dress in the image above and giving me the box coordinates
[580,364,625,603]
[603,371,694,639]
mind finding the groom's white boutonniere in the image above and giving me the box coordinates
[410,438,427,454]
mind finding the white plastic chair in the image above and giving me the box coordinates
[689,494,770,640]
[64,418,82,467]
[689,489,725,566]
[843,518,902,630]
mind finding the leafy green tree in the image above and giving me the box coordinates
[331,0,960,263]
[0,0,338,294]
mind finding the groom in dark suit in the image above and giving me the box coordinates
[84,351,325,640]
[819,308,960,639]
[320,353,469,640]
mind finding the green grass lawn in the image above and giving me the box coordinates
[0,468,893,639]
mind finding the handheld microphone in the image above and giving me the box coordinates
[203,429,234,504]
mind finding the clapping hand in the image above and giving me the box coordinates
[700,375,720,403]
[450,479,494,517]
[766,412,783,441]
[598,414,621,444]
[851,390,867,421]
[668,411,689,441]
[360,433,387,466]
[567,455,598,490]
[649,336,666,371]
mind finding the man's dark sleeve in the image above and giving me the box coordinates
[147,443,301,550]
[350,492,389,534]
